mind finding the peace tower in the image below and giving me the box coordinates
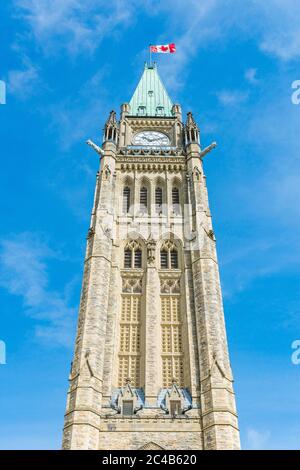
[62,63,240,450]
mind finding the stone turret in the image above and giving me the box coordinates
[185,111,200,146]
[103,110,118,144]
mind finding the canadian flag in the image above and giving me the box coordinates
[150,43,176,53]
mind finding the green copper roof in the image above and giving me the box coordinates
[128,63,173,117]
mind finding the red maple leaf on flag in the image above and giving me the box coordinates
[149,43,176,54]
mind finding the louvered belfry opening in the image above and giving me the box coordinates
[123,186,131,213]
[155,187,163,213]
[140,186,148,213]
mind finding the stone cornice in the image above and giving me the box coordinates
[124,117,176,127]
[120,269,144,279]
[117,147,186,157]
[117,156,186,173]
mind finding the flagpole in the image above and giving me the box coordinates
[149,45,152,67]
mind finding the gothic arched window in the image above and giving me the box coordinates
[160,250,168,269]
[124,241,143,269]
[124,249,132,268]
[160,241,179,270]
[170,250,178,269]
[172,187,180,215]
[134,249,142,268]
[140,187,148,213]
[172,187,180,205]
[155,187,163,213]
[123,186,131,214]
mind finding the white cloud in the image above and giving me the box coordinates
[246,428,270,450]
[0,232,77,347]
[245,68,259,84]
[14,0,136,56]
[221,234,300,299]
[8,59,39,99]
[48,68,111,149]
[148,0,300,91]
[253,0,300,61]
[155,0,220,91]
[216,90,248,107]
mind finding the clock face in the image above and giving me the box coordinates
[132,131,170,146]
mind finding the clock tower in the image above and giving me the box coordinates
[62,63,240,450]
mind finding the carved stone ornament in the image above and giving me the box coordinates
[160,277,180,294]
[193,166,201,180]
[102,164,112,181]
[87,227,95,239]
[122,277,142,293]
[110,379,143,415]
[207,229,216,241]
[146,237,156,265]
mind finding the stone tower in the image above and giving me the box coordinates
[62,63,240,450]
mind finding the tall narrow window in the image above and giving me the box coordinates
[160,250,168,269]
[172,187,180,215]
[155,187,163,213]
[123,187,130,214]
[170,250,178,269]
[124,249,132,268]
[134,249,142,268]
[140,187,148,213]
[172,187,180,204]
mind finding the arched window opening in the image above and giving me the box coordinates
[155,187,163,213]
[172,187,180,214]
[160,242,179,270]
[124,249,132,268]
[170,250,178,269]
[172,187,180,205]
[134,249,142,268]
[124,242,143,269]
[160,250,168,269]
[140,187,148,213]
[123,186,131,214]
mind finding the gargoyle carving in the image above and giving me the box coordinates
[86,139,105,156]
[200,141,217,158]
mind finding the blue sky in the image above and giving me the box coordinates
[0,0,300,450]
